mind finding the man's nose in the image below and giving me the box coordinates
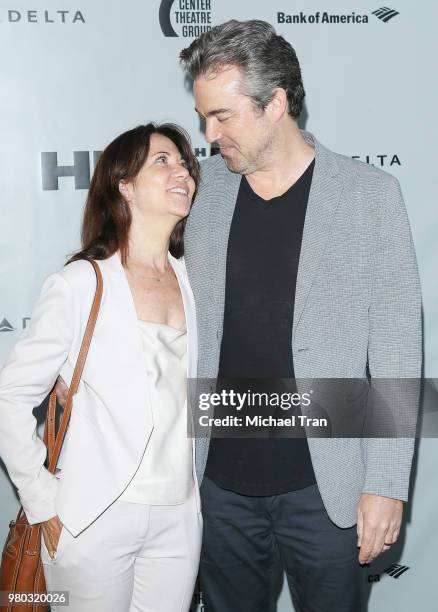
[205,119,221,144]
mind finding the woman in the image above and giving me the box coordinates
[0,123,202,611]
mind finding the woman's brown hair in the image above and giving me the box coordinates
[68,123,200,264]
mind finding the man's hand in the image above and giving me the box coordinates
[357,493,403,565]
[41,515,63,559]
[55,376,69,408]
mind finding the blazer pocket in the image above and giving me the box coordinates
[40,526,65,565]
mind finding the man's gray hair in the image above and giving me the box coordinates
[180,20,305,119]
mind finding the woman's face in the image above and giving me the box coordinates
[120,133,196,221]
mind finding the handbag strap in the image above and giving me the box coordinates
[16,259,103,524]
[45,259,103,472]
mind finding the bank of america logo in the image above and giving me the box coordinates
[384,564,410,579]
[0,318,15,332]
[372,7,400,22]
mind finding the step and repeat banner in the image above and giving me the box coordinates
[0,1,437,610]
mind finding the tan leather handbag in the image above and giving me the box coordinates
[0,260,103,612]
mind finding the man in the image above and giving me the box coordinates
[180,20,422,612]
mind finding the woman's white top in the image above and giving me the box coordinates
[119,320,193,505]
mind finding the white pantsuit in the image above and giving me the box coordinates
[0,252,202,611]
[41,487,201,612]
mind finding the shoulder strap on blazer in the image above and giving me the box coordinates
[43,259,103,472]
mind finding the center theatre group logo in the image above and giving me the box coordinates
[159,0,212,38]
[277,7,399,25]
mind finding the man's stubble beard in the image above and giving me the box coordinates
[223,130,276,176]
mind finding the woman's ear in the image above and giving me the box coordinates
[119,179,132,204]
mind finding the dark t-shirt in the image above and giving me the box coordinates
[204,159,317,495]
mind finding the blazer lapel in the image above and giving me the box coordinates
[208,165,241,333]
[169,255,198,379]
[80,253,153,465]
[293,132,343,338]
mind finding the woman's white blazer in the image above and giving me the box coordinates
[0,253,200,536]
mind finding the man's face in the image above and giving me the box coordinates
[193,65,274,174]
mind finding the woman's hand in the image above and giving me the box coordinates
[41,515,63,559]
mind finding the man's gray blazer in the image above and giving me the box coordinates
[184,131,422,528]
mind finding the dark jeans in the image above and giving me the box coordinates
[199,477,367,612]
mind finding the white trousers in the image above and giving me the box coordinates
[41,486,202,612]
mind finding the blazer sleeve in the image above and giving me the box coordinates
[363,176,422,501]
[0,272,74,523]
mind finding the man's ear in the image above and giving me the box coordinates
[266,88,288,122]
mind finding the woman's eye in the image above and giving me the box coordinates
[156,155,167,163]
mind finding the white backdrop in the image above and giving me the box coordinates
[1,1,437,610]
